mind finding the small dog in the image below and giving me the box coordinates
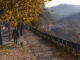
[19,36,24,48]
[20,42,23,48]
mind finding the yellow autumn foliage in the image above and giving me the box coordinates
[0,0,52,27]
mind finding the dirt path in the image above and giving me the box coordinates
[0,30,76,60]
[0,36,36,60]
[23,30,75,60]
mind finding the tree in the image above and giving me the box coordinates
[0,0,52,45]
[0,0,8,45]
[1,0,52,26]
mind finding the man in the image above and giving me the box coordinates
[12,28,19,47]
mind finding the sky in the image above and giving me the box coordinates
[45,0,80,8]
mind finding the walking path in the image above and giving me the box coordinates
[0,34,36,60]
[0,30,75,60]
[23,30,74,60]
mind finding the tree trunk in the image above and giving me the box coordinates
[17,23,23,36]
[0,23,2,45]
[8,24,11,41]
[20,23,23,36]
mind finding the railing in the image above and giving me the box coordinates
[29,26,80,60]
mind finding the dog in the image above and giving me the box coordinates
[20,42,23,48]
[19,36,24,48]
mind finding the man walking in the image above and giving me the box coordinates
[12,28,19,47]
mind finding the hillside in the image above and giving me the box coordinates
[47,4,80,20]
[40,8,80,43]
[59,12,80,24]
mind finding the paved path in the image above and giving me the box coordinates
[23,30,74,60]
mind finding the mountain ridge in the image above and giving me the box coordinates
[47,4,80,20]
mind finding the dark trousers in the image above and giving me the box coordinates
[14,37,18,45]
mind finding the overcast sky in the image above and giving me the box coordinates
[45,0,80,8]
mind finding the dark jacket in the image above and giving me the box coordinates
[12,29,19,38]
